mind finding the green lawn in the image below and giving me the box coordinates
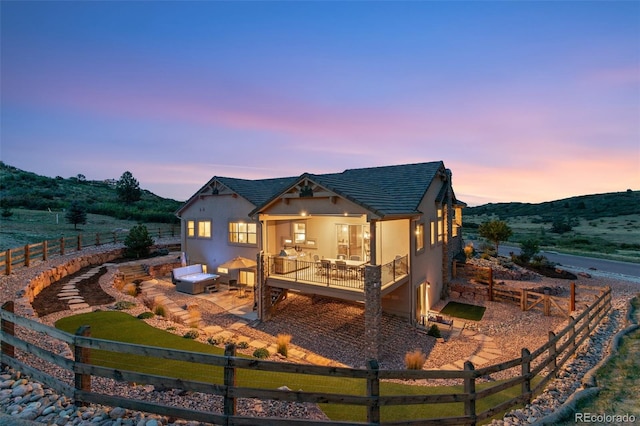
[56,311,531,423]
[440,301,486,321]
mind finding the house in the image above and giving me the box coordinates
[176,161,465,358]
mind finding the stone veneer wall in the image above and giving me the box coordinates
[24,249,125,304]
[364,264,382,362]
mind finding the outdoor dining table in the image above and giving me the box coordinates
[319,258,367,280]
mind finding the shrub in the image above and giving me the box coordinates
[276,334,292,357]
[237,341,249,349]
[207,337,220,346]
[124,224,154,258]
[463,243,475,259]
[154,304,166,317]
[137,311,155,320]
[114,300,136,310]
[404,349,426,370]
[183,330,199,339]
[427,324,441,338]
[253,348,270,359]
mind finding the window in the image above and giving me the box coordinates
[415,223,424,252]
[430,220,436,246]
[187,220,195,238]
[198,220,211,238]
[437,208,444,243]
[293,222,306,244]
[229,222,257,245]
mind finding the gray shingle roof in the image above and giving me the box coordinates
[179,161,454,219]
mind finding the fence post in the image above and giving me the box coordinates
[224,344,237,418]
[1,301,15,369]
[570,282,575,313]
[74,325,91,406]
[543,290,550,316]
[488,268,494,302]
[568,316,576,354]
[366,359,380,424]
[60,237,65,256]
[521,289,527,311]
[43,240,48,261]
[77,235,82,251]
[113,232,117,244]
[24,244,30,267]
[521,348,531,403]
[548,331,557,376]
[463,361,476,425]
[158,228,162,238]
[5,249,11,275]
[96,233,100,246]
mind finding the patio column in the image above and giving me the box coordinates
[369,219,377,265]
[257,252,271,321]
[364,264,382,362]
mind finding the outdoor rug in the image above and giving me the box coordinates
[440,301,486,321]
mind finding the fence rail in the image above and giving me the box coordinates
[0,285,611,425]
[0,225,180,275]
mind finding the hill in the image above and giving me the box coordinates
[0,162,181,223]
[465,190,640,221]
[463,190,640,263]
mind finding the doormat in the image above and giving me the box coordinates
[440,301,486,321]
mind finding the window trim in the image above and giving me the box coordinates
[197,220,212,239]
[228,221,258,246]
[415,222,425,253]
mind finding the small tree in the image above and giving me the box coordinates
[124,224,154,258]
[517,238,540,264]
[478,220,512,256]
[116,171,142,204]
[65,202,87,230]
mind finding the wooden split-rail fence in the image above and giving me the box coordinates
[1,285,611,425]
[0,225,179,275]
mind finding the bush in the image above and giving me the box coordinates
[137,312,155,319]
[183,330,199,339]
[207,337,220,346]
[427,324,441,338]
[124,224,155,258]
[276,334,292,357]
[404,349,426,370]
[114,300,136,310]
[463,243,475,259]
[237,341,249,349]
[154,304,166,317]
[253,348,270,359]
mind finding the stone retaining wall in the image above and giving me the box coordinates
[449,282,490,302]
[23,249,125,303]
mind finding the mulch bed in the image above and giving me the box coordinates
[31,266,114,317]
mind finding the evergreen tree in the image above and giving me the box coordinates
[124,224,154,258]
[65,202,87,230]
[116,171,142,204]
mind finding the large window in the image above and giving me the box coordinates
[437,208,444,243]
[198,220,211,238]
[187,220,195,238]
[229,222,257,244]
[415,222,425,252]
[293,222,306,244]
[430,220,436,246]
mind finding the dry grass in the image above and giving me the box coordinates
[276,333,292,357]
[404,349,426,370]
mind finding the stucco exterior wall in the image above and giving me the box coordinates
[179,194,259,270]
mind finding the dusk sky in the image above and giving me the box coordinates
[1,1,638,206]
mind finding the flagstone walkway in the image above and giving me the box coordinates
[56,266,105,312]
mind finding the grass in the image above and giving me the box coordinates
[440,301,486,321]
[464,213,640,263]
[56,311,532,423]
[0,208,178,251]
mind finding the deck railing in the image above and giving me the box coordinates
[266,255,409,290]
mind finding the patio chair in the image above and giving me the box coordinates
[320,259,334,277]
[335,260,350,280]
[350,255,361,261]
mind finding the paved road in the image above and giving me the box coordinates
[496,243,640,282]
